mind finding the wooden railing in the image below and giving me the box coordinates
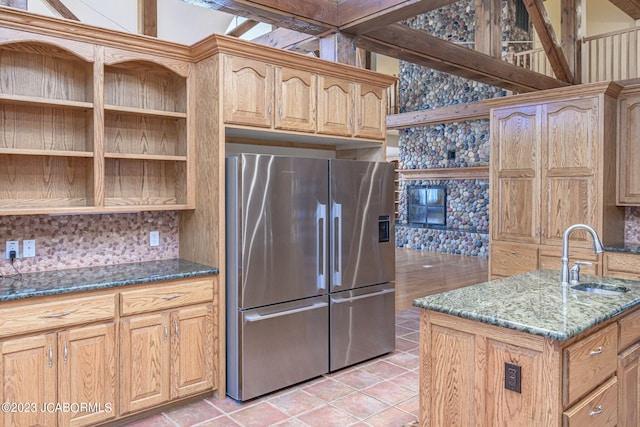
[509,47,555,79]
[582,26,640,82]
[510,26,640,84]
[387,79,399,115]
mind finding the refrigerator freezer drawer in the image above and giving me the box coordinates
[228,296,329,401]
[330,283,395,372]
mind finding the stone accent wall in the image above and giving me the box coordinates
[396,1,524,257]
[396,0,640,252]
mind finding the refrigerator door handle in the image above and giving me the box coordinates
[317,203,327,291]
[331,288,395,304]
[245,302,329,322]
[332,202,342,287]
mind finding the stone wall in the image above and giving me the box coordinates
[395,0,640,253]
[396,1,525,257]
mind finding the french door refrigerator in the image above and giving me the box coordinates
[226,153,395,401]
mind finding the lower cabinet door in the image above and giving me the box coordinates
[171,304,214,398]
[120,312,170,414]
[58,323,116,427]
[0,333,57,427]
[618,343,640,427]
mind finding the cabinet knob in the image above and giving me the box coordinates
[49,344,53,368]
[63,341,68,365]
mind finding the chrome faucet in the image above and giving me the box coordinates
[561,224,604,286]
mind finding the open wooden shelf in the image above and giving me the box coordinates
[0,37,193,215]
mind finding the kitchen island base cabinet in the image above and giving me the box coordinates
[420,309,631,427]
[421,310,557,427]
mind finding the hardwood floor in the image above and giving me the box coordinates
[394,248,489,311]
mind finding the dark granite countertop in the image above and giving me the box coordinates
[413,269,640,341]
[604,244,640,254]
[0,259,218,302]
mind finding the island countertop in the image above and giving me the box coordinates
[413,269,640,341]
[0,259,219,302]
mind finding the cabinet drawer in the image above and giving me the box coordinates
[619,308,640,351]
[490,243,537,277]
[604,252,640,280]
[563,376,617,427]
[120,278,214,315]
[0,294,115,338]
[564,323,617,406]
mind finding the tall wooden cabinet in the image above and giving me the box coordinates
[486,83,625,279]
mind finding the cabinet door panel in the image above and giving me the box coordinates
[541,99,600,247]
[0,334,57,427]
[59,323,116,427]
[543,176,598,247]
[355,84,386,139]
[223,55,273,127]
[618,343,640,427]
[171,304,214,398]
[275,67,316,132]
[490,107,540,243]
[317,76,353,136]
[618,96,640,204]
[120,312,170,414]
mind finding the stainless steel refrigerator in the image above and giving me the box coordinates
[226,153,395,401]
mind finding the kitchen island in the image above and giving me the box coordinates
[413,269,640,427]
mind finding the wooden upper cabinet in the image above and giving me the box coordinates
[617,91,640,205]
[223,55,274,128]
[490,106,541,244]
[541,97,600,247]
[317,75,354,137]
[355,84,386,139]
[275,67,316,132]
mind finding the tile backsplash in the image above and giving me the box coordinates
[626,207,640,245]
[0,211,178,275]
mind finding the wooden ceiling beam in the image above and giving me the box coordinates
[251,27,316,49]
[41,0,78,20]
[609,0,640,19]
[357,23,569,93]
[226,18,260,37]
[337,0,459,34]
[387,101,490,129]
[138,0,157,37]
[181,0,337,34]
[524,0,573,83]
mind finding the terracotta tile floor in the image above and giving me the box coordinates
[125,308,421,427]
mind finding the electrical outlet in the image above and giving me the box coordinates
[505,362,522,393]
[5,241,19,259]
[150,231,160,247]
[23,239,35,258]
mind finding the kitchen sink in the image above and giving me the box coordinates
[571,282,630,295]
